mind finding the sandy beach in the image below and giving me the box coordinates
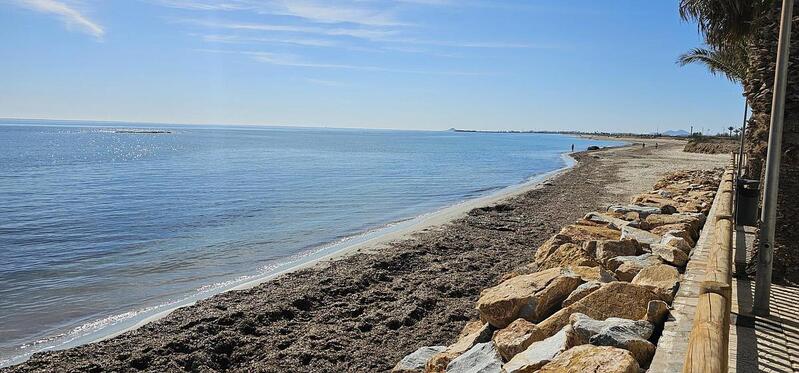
[4,140,728,372]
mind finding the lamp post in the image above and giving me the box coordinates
[753,0,794,317]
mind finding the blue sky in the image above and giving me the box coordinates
[0,0,744,133]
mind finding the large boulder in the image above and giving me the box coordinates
[535,243,599,270]
[630,194,678,212]
[558,222,621,243]
[476,268,583,328]
[534,234,574,266]
[427,321,493,372]
[660,234,693,253]
[650,244,689,267]
[569,313,656,367]
[583,212,630,230]
[607,254,662,282]
[446,342,503,373]
[393,346,447,373]
[620,225,661,246]
[563,266,617,283]
[607,205,662,218]
[631,264,680,302]
[561,281,601,308]
[644,300,670,327]
[594,240,641,265]
[538,345,639,373]
[502,326,579,373]
[492,319,545,362]
[533,282,666,339]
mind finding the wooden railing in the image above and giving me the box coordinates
[683,158,735,373]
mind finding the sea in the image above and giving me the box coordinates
[0,119,623,366]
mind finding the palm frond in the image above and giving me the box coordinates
[677,45,748,84]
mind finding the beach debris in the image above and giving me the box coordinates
[502,325,578,372]
[476,268,582,328]
[631,264,680,302]
[427,321,493,372]
[492,319,545,361]
[392,346,446,373]
[445,342,503,373]
[537,345,639,373]
[561,281,601,308]
[650,243,689,267]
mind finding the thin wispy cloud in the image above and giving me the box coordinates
[16,0,104,38]
[197,48,494,76]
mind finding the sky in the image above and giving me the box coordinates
[0,0,745,133]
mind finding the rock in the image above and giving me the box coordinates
[534,235,574,266]
[393,346,447,372]
[476,268,582,328]
[620,225,661,246]
[427,321,494,372]
[631,264,680,302]
[535,243,599,270]
[569,313,653,344]
[558,222,621,242]
[446,342,503,373]
[590,328,656,367]
[594,240,641,265]
[492,319,545,362]
[650,244,689,267]
[607,205,662,218]
[660,205,678,214]
[644,300,670,326]
[660,234,693,253]
[537,345,639,373]
[561,281,601,308]
[607,254,663,282]
[650,223,698,242]
[534,282,666,339]
[563,266,616,283]
[630,194,678,212]
[502,326,578,373]
[583,212,630,230]
[646,212,703,231]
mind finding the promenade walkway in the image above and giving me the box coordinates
[729,226,799,373]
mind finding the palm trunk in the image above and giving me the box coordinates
[744,1,799,283]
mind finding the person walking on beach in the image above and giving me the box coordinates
[655,142,658,149]
[571,144,574,152]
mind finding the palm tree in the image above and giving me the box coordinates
[729,126,736,137]
[677,44,748,83]
[679,0,799,282]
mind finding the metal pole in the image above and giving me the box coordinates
[737,102,748,179]
[754,0,794,317]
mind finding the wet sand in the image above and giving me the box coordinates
[4,141,728,372]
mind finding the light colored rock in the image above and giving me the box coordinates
[644,213,702,231]
[538,345,639,373]
[660,234,692,253]
[535,243,599,270]
[561,281,601,307]
[492,319,545,361]
[620,225,661,246]
[630,194,678,212]
[607,254,662,282]
[594,240,641,265]
[533,282,665,339]
[427,322,493,372]
[607,205,661,218]
[393,346,447,372]
[476,268,582,328]
[446,342,503,373]
[644,300,670,326]
[631,264,680,302]
[502,326,578,373]
[570,313,656,366]
[650,224,697,245]
[558,222,621,243]
[650,243,689,267]
[534,235,573,266]
[563,266,616,283]
[583,212,630,230]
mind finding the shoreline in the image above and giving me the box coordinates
[4,142,728,372]
[0,148,595,368]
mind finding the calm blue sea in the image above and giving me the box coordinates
[0,120,622,365]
